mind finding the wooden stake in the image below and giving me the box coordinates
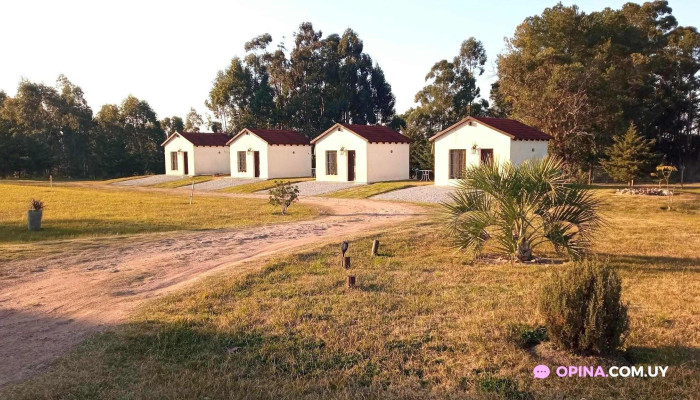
[371,239,380,256]
[346,275,356,289]
[49,175,53,190]
[189,178,195,205]
[341,256,350,269]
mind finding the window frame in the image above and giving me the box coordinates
[237,151,247,172]
[170,152,178,171]
[449,149,466,179]
[326,151,338,175]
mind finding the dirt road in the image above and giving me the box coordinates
[0,194,425,386]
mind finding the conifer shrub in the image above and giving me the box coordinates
[538,260,629,355]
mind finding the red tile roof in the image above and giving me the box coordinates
[246,129,310,145]
[429,117,552,141]
[472,117,552,140]
[177,132,231,146]
[340,124,410,144]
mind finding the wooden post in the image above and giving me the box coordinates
[371,240,380,256]
[189,178,195,205]
[341,256,350,269]
[49,174,53,190]
[346,275,356,289]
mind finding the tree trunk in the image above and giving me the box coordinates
[517,238,533,262]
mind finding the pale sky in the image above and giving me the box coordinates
[1,0,698,121]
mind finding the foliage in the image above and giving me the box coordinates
[0,77,165,178]
[507,324,547,349]
[268,181,300,215]
[496,1,700,173]
[205,23,396,138]
[442,157,602,261]
[184,107,204,132]
[29,198,44,211]
[601,124,658,185]
[160,116,184,135]
[539,259,629,355]
[402,37,488,170]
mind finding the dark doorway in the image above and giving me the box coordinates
[183,152,189,175]
[480,149,493,165]
[254,151,260,178]
[347,150,356,181]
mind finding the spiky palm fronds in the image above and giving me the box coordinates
[442,157,602,261]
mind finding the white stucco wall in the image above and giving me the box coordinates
[267,145,312,179]
[433,122,513,186]
[366,143,410,182]
[314,127,369,183]
[163,135,195,175]
[193,146,230,175]
[229,133,268,179]
[509,140,549,166]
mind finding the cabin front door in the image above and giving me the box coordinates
[347,150,356,182]
[183,152,189,175]
[254,151,260,178]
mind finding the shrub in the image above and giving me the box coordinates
[268,181,300,215]
[442,156,602,261]
[507,323,547,348]
[539,260,629,355]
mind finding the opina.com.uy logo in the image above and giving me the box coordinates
[533,364,669,378]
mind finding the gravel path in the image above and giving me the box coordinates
[371,185,455,204]
[112,175,181,187]
[261,181,364,196]
[183,178,261,191]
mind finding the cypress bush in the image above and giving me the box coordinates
[538,260,629,355]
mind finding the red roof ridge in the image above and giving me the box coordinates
[429,116,552,141]
[312,123,410,144]
[227,128,310,146]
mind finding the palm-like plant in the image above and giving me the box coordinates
[442,157,602,261]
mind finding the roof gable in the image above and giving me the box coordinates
[162,132,230,147]
[227,128,310,146]
[429,117,552,141]
[311,123,410,144]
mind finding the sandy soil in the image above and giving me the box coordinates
[0,193,424,386]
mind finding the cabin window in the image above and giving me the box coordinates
[449,149,466,179]
[326,151,337,175]
[170,152,178,171]
[237,151,247,172]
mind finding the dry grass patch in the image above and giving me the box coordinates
[324,180,432,199]
[0,183,318,262]
[1,191,698,399]
[147,175,215,188]
[220,178,314,194]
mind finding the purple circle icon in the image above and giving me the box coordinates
[533,365,550,379]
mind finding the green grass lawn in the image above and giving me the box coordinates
[3,190,697,399]
[220,178,314,194]
[148,175,216,188]
[0,183,317,250]
[324,180,432,199]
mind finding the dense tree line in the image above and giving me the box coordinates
[0,76,166,178]
[493,1,700,178]
[2,3,698,181]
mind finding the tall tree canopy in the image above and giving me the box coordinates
[401,37,489,170]
[495,1,700,174]
[206,22,397,138]
[0,76,164,178]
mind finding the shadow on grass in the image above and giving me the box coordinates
[0,219,190,243]
[599,253,700,271]
[625,346,700,368]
